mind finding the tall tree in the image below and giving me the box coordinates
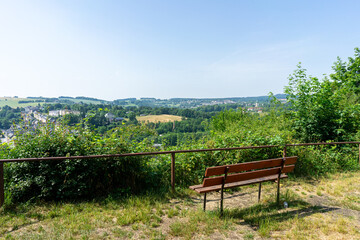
[285,48,360,142]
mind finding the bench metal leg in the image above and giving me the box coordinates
[277,157,285,205]
[277,179,280,205]
[258,182,262,202]
[220,186,224,215]
[220,167,229,216]
[203,193,207,211]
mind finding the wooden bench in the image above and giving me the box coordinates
[189,156,297,213]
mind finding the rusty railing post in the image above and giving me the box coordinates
[171,152,175,191]
[283,146,287,158]
[0,163,4,208]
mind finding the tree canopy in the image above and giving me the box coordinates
[284,48,360,142]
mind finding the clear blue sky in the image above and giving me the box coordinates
[1,0,359,100]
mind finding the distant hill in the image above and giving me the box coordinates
[0,94,286,109]
[113,94,286,108]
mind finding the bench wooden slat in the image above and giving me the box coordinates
[204,166,227,177]
[228,159,282,173]
[282,165,295,173]
[284,156,297,165]
[189,184,203,190]
[225,167,281,184]
[205,156,297,177]
[202,176,224,187]
[195,173,288,193]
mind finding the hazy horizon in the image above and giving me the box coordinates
[1,93,287,101]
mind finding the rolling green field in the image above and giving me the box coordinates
[58,97,109,105]
[0,97,108,108]
[0,97,44,108]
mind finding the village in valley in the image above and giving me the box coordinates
[1,106,80,144]
[0,96,273,144]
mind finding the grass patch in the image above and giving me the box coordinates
[224,189,310,237]
[295,171,360,211]
[1,172,360,239]
[169,209,234,239]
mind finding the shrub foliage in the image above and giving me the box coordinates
[2,122,158,202]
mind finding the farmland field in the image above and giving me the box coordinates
[0,97,45,108]
[58,97,109,105]
[0,97,108,108]
[137,114,183,123]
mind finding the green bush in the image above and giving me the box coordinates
[288,145,359,177]
[1,122,159,202]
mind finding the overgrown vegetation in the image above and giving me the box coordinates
[0,48,360,217]
[1,122,160,202]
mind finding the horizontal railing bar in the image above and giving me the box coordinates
[286,141,360,147]
[0,145,280,163]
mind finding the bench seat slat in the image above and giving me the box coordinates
[194,174,288,193]
[189,184,203,190]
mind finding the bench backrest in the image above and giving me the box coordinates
[202,156,297,187]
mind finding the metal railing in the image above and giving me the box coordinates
[1,141,360,207]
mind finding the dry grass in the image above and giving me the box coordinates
[291,172,360,211]
[137,114,183,123]
[1,171,360,239]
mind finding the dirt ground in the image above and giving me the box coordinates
[173,178,360,239]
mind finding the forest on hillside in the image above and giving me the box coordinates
[0,96,269,146]
[0,48,360,204]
